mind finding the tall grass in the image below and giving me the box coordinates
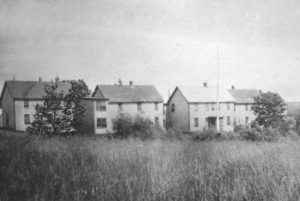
[1,130,300,201]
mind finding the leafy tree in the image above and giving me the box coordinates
[62,80,89,133]
[252,92,286,128]
[27,80,89,136]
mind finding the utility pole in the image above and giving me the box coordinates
[216,47,220,134]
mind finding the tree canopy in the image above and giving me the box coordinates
[252,92,286,128]
[27,80,89,136]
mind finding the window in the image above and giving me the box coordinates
[234,117,237,125]
[194,104,198,111]
[118,103,123,112]
[227,116,231,125]
[137,103,142,111]
[206,104,209,111]
[96,101,106,111]
[155,103,159,110]
[234,105,236,112]
[211,104,215,111]
[171,104,175,112]
[245,116,249,124]
[194,118,199,127]
[24,100,29,108]
[97,118,107,128]
[245,104,249,111]
[24,114,30,125]
[155,117,159,125]
[163,119,166,128]
[227,103,230,110]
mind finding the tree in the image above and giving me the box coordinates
[252,92,287,128]
[62,80,89,133]
[27,80,89,136]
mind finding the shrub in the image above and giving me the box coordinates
[194,128,219,141]
[112,114,156,140]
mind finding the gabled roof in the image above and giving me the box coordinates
[93,85,164,103]
[228,89,260,103]
[0,81,72,100]
[171,86,235,103]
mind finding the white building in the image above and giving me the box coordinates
[166,84,260,133]
[91,82,164,134]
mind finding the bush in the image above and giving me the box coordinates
[112,114,156,140]
[194,128,219,141]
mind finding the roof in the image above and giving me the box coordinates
[173,86,236,103]
[287,102,300,116]
[228,89,260,103]
[93,85,164,103]
[0,80,99,100]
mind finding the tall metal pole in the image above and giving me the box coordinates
[216,47,220,134]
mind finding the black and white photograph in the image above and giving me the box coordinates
[1,0,300,200]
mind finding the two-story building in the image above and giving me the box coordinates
[166,83,262,133]
[0,79,106,132]
[92,82,164,134]
[166,84,236,132]
[228,87,260,125]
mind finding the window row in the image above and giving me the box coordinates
[96,101,160,112]
[171,103,251,112]
[193,116,250,127]
[96,117,160,128]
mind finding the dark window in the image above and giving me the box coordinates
[245,104,249,111]
[206,104,209,111]
[96,101,106,111]
[155,117,159,125]
[171,104,175,112]
[245,116,249,124]
[97,118,107,128]
[227,103,230,110]
[24,100,29,108]
[211,104,215,111]
[194,118,199,127]
[24,114,30,125]
[155,103,159,110]
[227,116,231,125]
[137,103,142,111]
[118,103,123,112]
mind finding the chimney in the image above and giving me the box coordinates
[231,85,235,90]
[203,82,207,88]
[38,77,43,83]
[55,76,60,83]
[129,81,133,86]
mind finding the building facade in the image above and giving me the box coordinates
[92,82,164,134]
[166,84,260,133]
[0,80,164,134]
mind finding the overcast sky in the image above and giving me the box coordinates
[1,0,300,101]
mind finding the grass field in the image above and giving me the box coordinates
[1,130,300,201]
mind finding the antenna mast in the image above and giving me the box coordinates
[216,47,220,134]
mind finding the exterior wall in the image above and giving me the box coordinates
[94,102,164,134]
[166,89,190,132]
[189,102,235,132]
[81,100,96,134]
[234,103,256,125]
[2,89,16,129]
[14,100,43,131]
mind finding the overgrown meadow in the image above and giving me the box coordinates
[1,130,300,201]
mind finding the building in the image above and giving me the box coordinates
[166,84,261,133]
[0,79,104,132]
[91,82,164,134]
[166,84,236,132]
[228,87,260,125]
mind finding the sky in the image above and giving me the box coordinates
[0,0,300,101]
